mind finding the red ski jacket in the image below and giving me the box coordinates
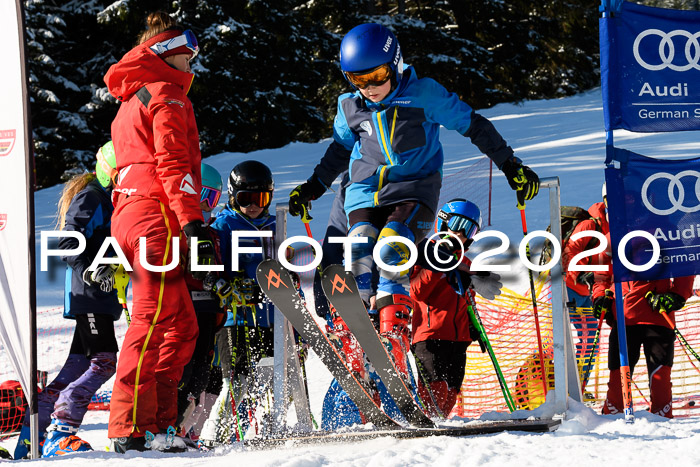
[410,265,474,344]
[563,202,609,297]
[592,240,694,329]
[104,35,203,229]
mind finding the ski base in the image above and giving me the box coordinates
[245,418,561,448]
[256,259,401,429]
[321,264,434,428]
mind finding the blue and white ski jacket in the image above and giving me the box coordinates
[60,179,121,320]
[210,205,276,328]
[312,65,515,215]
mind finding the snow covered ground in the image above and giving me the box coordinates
[20,88,700,465]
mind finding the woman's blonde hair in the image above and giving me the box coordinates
[137,11,181,45]
[55,173,96,230]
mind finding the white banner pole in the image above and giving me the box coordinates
[0,0,38,458]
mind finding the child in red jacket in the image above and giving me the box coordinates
[410,199,501,416]
[592,241,693,418]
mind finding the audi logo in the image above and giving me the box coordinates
[641,170,700,215]
[633,29,700,71]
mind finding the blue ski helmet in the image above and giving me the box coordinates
[435,199,482,240]
[200,163,223,209]
[339,23,403,88]
[201,163,223,192]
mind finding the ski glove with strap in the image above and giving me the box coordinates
[593,291,614,320]
[470,271,503,300]
[289,175,326,217]
[501,157,539,203]
[645,291,686,313]
[576,271,595,292]
[183,221,216,281]
[82,264,116,292]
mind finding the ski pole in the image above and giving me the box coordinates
[113,264,131,325]
[297,335,319,429]
[660,310,700,366]
[300,204,314,238]
[612,281,635,423]
[517,196,549,396]
[581,289,613,392]
[457,274,516,412]
[226,327,245,442]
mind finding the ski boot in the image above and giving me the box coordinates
[14,424,45,459]
[327,307,369,381]
[144,426,188,452]
[377,295,413,380]
[42,420,92,457]
[327,307,380,407]
[110,435,148,453]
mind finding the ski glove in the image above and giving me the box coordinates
[447,269,472,294]
[471,271,503,300]
[288,175,326,217]
[183,221,216,281]
[645,291,686,313]
[235,279,264,305]
[205,276,240,309]
[82,264,116,292]
[592,292,614,320]
[576,271,595,292]
[501,157,539,203]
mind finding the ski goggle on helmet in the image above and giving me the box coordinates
[150,29,199,58]
[200,163,223,209]
[436,199,482,240]
[344,64,392,89]
[235,191,272,209]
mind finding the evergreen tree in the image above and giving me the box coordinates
[24,0,606,187]
[189,0,330,155]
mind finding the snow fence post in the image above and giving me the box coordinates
[541,176,582,415]
[271,203,313,434]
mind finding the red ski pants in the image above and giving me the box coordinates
[603,325,674,418]
[108,197,198,438]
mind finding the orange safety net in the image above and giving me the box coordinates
[452,274,700,419]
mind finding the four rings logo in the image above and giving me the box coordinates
[641,170,700,215]
[633,29,700,71]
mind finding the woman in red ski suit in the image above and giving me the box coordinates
[103,12,212,451]
[592,242,693,418]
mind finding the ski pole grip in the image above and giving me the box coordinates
[301,204,313,223]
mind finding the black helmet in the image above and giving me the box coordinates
[228,160,274,208]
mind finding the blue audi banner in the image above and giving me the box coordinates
[600,1,700,132]
[605,147,700,281]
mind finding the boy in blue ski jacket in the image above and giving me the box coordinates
[16,142,121,458]
[290,23,539,385]
[201,160,275,443]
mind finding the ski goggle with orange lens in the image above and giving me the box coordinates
[150,29,199,58]
[236,190,272,208]
[200,186,221,209]
[446,215,480,239]
[344,64,392,89]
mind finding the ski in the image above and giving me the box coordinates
[321,265,434,428]
[245,418,560,448]
[256,259,401,429]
